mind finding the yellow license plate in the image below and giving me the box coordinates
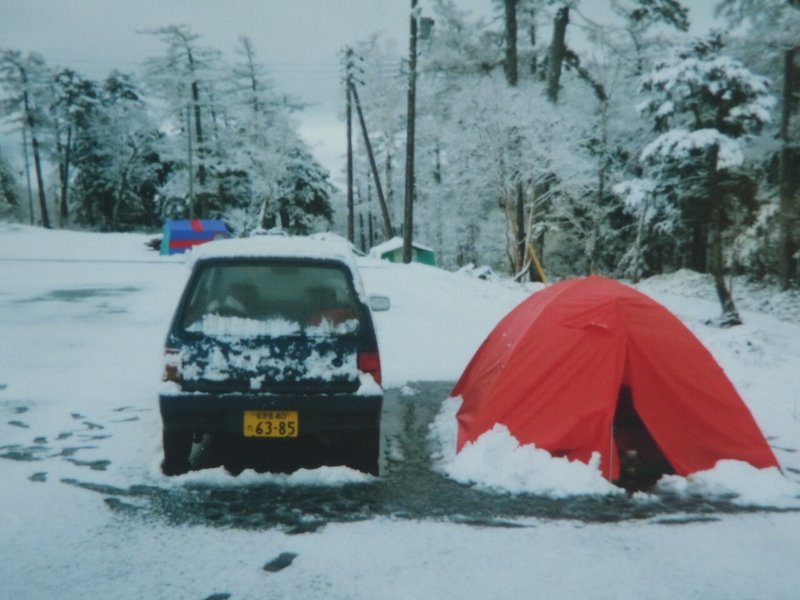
[243,410,299,438]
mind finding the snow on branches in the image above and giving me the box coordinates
[641,128,744,170]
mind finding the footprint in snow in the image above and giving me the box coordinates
[66,458,110,471]
[110,416,140,423]
[263,552,298,573]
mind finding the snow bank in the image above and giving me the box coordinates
[431,398,800,506]
[163,464,374,488]
[656,460,800,508]
[4,224,800,599]
[360,259,530,385]
[430,397,622,498]
[0,221,163,261]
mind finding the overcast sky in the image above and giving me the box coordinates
[1,0,716,185]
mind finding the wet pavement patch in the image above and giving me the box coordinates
[10,382,799,532]
[16,287,139,316]
[23,287,140,303]
[104,497,143,514]
[651,515,722,526]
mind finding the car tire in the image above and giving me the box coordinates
[345,428,380,476]
[161,430,192,476]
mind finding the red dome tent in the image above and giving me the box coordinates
[452,276,778,482]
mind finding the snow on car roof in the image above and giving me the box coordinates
[189,234,352,263]
[186,234,369,298]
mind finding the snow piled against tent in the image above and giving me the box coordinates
[430,397,622,498]
[655,462,800,509]
[430,398,800,506]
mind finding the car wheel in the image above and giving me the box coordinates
[344,429,380,476]
[161,430,192,476]
[223,434,246,475]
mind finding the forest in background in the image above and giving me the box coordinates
[1,0,799,321]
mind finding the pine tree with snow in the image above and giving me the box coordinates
[637,33,775,325]
[717,0,800,289]
[264,145,334,235]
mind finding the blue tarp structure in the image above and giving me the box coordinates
[160,219,230,255]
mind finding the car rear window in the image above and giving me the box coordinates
[179,261,363,337]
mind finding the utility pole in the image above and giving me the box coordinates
[186,105,195,219]
[350,79,393,240]
[403,0,418,264]
[779,45,799,289]
[21,127,34,225]
[504,0,519,86]
[345,48,355,243]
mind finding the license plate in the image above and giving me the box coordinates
[243,410,299,438]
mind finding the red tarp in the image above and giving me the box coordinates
[452,276,778,480]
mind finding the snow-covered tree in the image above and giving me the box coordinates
[223,36,306,233]
[716,0,800,288]
[262,145,333,234]
[49,69,98,226]
[70,72,164,230]
[141,25,223,218]
[0,150,20,219]
[636,34,775,324]
[0,50,52,228]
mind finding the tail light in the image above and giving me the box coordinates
[163,348,182,384]
[357,351,382,386]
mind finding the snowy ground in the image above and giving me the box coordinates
[2,223,800,599]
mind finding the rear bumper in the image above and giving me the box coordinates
[159,392,382,436]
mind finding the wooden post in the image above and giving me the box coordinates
[350,81,393,240]
[403,0,418,264]
[346,56,354,243]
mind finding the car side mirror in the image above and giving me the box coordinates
[369,295,391,312]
